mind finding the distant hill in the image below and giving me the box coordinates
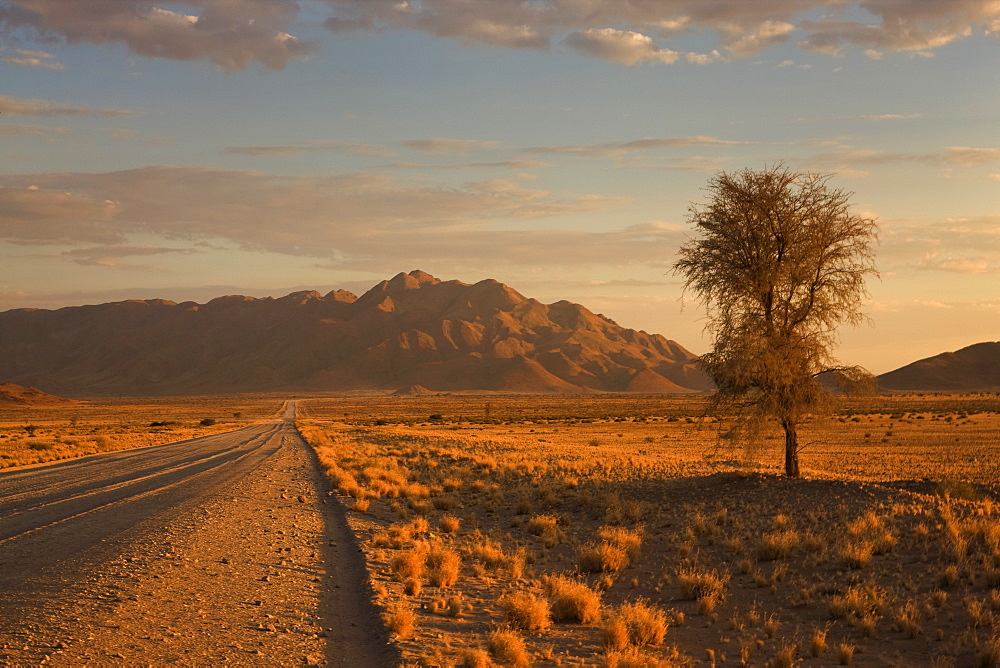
[0,270,711,396]
[877,342,1000,391]
[0,383,77,406]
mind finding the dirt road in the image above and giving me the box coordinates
[0,402,394,666]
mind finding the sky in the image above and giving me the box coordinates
[1,0,998,375]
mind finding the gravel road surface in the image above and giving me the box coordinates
[0,402,394,666]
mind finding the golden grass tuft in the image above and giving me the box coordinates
[487,628,531,668]
[543,574,602,624]
[426,545,462,588]
[384,603,417,638]
[499,590,552,632]
[602,599,668,647]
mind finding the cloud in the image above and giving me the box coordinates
[0,166,647,271]
[721,20,794,57]
[402,138,500,156]
[797,0,999,56]
[566,28,683,65]
[881,215,1000,274]
[223,142,394,158]
[61,244,194,269]
[852,113,921,121]
[320,0,1000,62]
[0,47,64,69]
[0,123,72,139]
[526,136,744,159]
[808,146,1000,171]
[0,0,314,72]
[386,160,549,170]
[0,94,133,118]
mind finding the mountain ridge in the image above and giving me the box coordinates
[0,270,711,397]
[877,342,1000,391]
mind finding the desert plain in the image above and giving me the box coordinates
[4,392,999,666]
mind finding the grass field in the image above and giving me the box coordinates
[298,393,1000,667]
[0,394,286,469]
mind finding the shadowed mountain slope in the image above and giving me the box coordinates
[0,270,710,396]
[877,342,1000,391]
[0,383,77,406]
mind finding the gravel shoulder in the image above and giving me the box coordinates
[0,424,394,667]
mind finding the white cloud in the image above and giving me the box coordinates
[722,20,795,57]
[320,0,1000,62]
[0,0,314,72]
[565,28,683,65]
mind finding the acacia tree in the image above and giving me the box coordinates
[673,165,878,477]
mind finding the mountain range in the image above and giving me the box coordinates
[876,342,1000,392]
[0,270,711,396]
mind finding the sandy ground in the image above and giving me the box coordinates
[0,425,395,667]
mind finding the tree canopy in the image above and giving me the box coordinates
[673,165,879,477]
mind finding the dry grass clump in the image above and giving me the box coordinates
[676,565,729,613]
[577,542,630,574]
[427,544,462,588]
[440,515,461,534]
[468,536,526,579]
[601,599,668,649]
[757,529,799,561]
[604,647,689,667]
[578,525,645,573]
[499,590,552,631]
[543,574,602,624]
[892,598,923,638]
[456,647,491,668]
[487,628,531,668]
[390,543,428,583]
[526,514,564,547]
[830,582,887,636]
[384,603,417,639]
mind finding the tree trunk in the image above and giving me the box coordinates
[782,419,800,477]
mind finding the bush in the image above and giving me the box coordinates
[487,629,530,668]
[499,590,552,631]
[543,575,601,624]
[199,418,217,426]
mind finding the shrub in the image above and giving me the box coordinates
[390,545,427,582]
[426,545,461,588]
[544,575,601,624]
[577,542,629,574]
[488,629,530,668]
[499,590,552,631]
[457,648,491,668]
[27,440,57,451]
[527,514,563,547]
[604,599,668,647]
[605,647,687,667]
[757,530,799,560]
[199,418,216,426]
[383,604,416,638]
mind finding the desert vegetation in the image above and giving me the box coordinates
[298,392,1000,666]
[0,394,283,469]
